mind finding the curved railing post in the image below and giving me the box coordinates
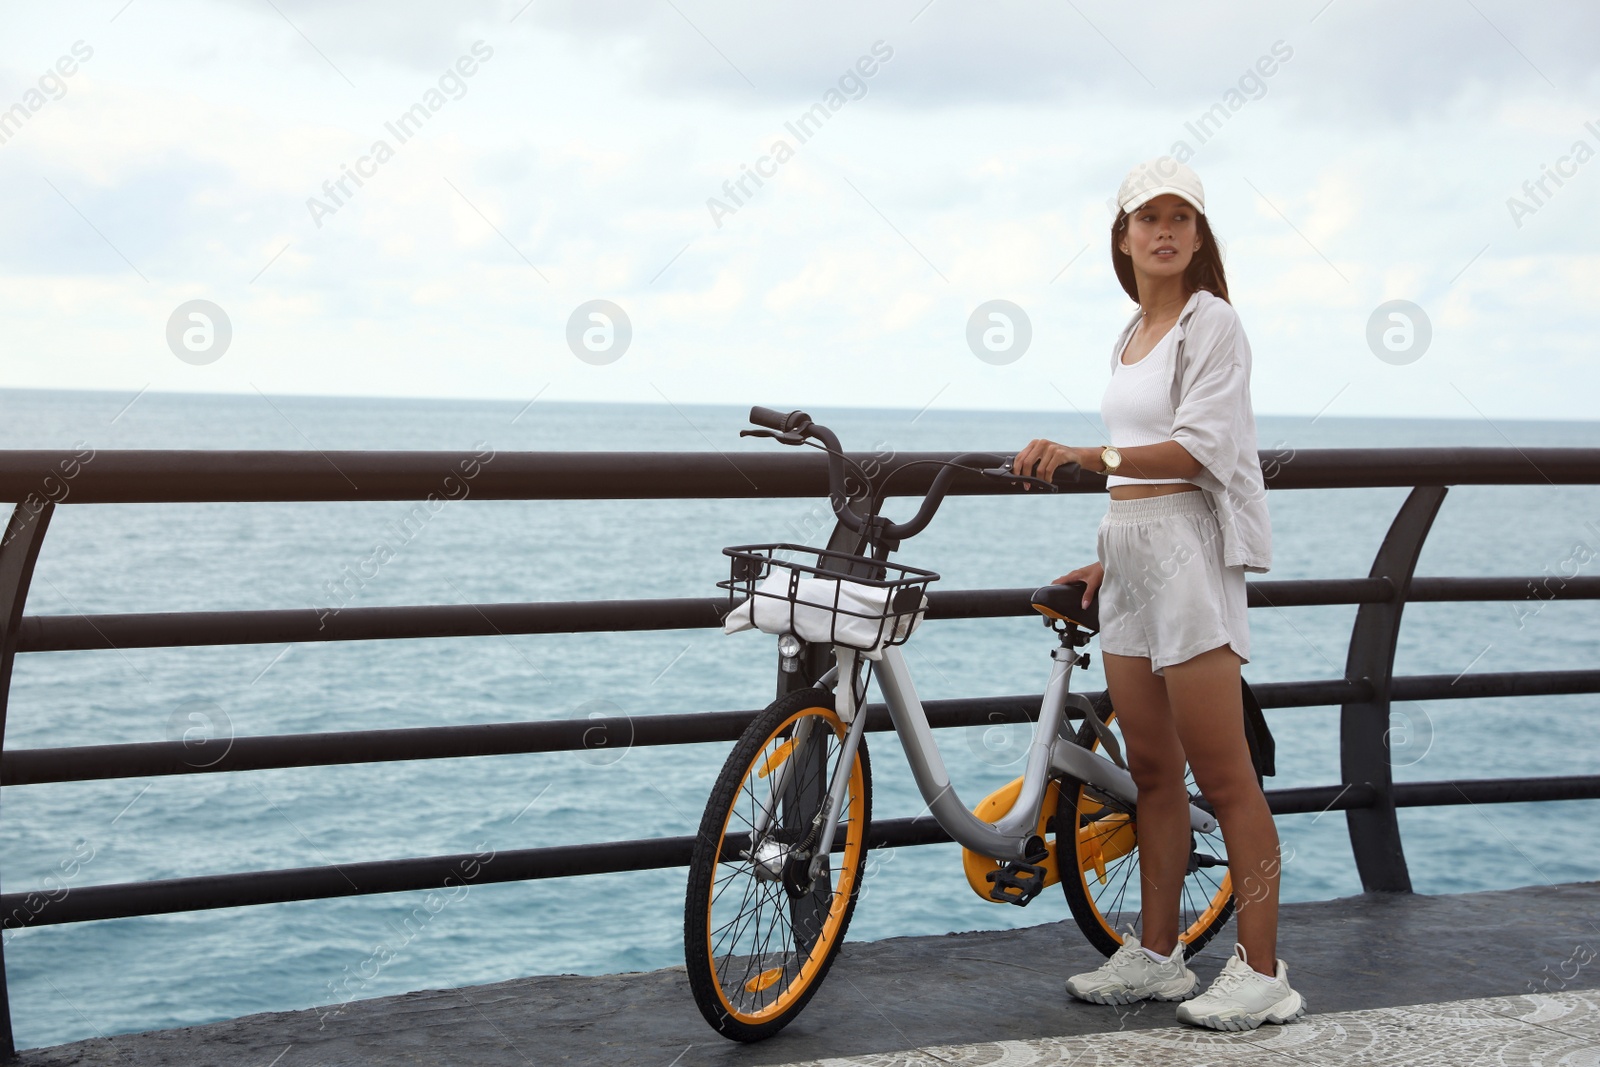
[0,501,55,1058]
[1341,486,1447,892]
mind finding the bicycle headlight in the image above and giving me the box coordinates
[777,633,803,660]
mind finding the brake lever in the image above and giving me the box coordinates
[739,429,808,446]
[979,465,1059,493]
[980,457,1071,493]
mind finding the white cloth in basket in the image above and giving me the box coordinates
[722,570,927,659]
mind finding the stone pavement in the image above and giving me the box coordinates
[18,880,1600,1066]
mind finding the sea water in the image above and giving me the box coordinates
[1,388,1596,1049]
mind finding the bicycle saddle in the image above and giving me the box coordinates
[1029,582,1100,633]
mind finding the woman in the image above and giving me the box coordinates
[1010,157,1304,1031]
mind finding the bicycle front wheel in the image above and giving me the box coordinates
[1053,689,1264,958]
[684,687,872,1042]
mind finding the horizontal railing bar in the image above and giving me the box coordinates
[1391,669,1600,702]
[16,597,733,652]
[3,447,1600,505]
[0,680,1384,786]
[13,583,1358,652]
[0,783,1375,928]
[1408,576,1600,602]
[1,695,1044,786]
[1252,678,1373,708]
[0,819,975,928]
[19,573,1600,654]
[1,833,700,928]
[1392,776,1600,806]
[12,773,1594,928]
[0,680,1372,786]
[1262,783,1379,815]
[1246,578,1394,607]
[15,664,1595,786]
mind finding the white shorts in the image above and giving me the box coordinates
[1095,489,1250,677]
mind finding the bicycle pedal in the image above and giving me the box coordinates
[985,859,1049,906]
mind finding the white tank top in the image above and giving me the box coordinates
[1100,325,1193,488]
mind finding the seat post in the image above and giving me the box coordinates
[1048,617,1093,650]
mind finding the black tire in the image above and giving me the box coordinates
[1053,687,1267,959]
[683,687,872,1042]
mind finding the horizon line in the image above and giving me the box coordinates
[1,383,1595,426]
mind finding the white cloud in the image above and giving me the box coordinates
[0,0,1596,420]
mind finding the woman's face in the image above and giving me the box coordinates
[1118,193,1202,282]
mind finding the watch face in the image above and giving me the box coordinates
[1103,447,1121,470]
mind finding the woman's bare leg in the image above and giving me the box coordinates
[1100,650,1189,958]
[1162,644,1280,975]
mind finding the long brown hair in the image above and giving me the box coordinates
[1110,207,1229,304]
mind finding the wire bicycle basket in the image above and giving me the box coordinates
[719,543,940,655]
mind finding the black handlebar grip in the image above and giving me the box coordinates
[749,406,810,432]
[748,406,788,430]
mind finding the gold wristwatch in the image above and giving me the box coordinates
[1099,446,1123,474]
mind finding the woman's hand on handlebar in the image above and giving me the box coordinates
[1052,561,1104,609]
[1012,439,1091,490]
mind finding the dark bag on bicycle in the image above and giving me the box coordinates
[1241,678,1275,778]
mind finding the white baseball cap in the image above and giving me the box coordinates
[1117,156,1205,216]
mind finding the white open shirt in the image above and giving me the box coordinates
[1105,288,1273,573]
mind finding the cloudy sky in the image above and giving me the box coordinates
[2,0,1598,420]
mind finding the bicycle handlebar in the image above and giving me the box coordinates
[749,405,810,433]
[745,406,1072,548]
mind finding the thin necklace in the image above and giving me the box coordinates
[1141,296,1184,321]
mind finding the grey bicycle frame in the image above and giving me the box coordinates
[797,641,1219,866]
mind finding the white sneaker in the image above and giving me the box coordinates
[1064,925,1198,1005]
[1175,941,1308,1031]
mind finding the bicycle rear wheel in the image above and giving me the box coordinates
[684,687,872,1042]
[1053,689,1265,958]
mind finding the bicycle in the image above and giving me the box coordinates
[683,407,1272,1042]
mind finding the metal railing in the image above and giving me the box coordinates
[1,445,1598,1055]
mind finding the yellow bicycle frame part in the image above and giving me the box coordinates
[959,777,1059,900]
[960,778,1139,902]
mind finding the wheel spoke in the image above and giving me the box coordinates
[714,870,767,961]
[689,704,868,1034]
[1106,850,1139,919]
[740,880,784,1004]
